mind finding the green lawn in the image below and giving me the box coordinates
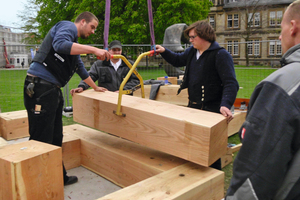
[0,67,276,112]
[235,68,277,98]
[0,66,277,195]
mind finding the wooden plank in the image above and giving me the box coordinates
[157,76,178,85]
[133,85,188,106]
[63,124,187,187]
[0,140,64,200]
[231,143,242,153]
[62,133,81,170]
[221,147,233,168]
[228,111,246,137]
[0,110,29,140]
[73,90,228,167]
[97,162,224,200]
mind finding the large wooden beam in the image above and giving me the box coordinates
[62,133,81,170]
[73,90,228,167]
[228,111,246,136]
[0,140,64,200]
[0,110,29,140]
[134,85,246,137]
[63,124,187,187]
[63,124,224,199]
[97,162,224,200]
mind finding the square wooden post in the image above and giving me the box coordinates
[0,140,64,200]
[0,110,29,140]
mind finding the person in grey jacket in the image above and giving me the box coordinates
[226,1,300,199]
[71,40,139,95]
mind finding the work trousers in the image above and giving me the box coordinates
[23,77,68,181]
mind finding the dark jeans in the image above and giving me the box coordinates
[188,101,222,170]
[23,78,68,180]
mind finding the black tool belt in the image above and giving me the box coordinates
[26,75,60,88]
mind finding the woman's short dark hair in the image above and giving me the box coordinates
[75,11,99,23]
[184,20,216,43]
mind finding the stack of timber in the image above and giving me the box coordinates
[68,84,247,199]
[62,124,224,200]
[73,90,228,167]
[63,124,187,187]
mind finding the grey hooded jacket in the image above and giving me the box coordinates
[78,58,139,92]
[226,43,300,200]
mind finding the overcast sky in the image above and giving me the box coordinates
[0,0,27,29]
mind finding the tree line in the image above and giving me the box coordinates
[19,0,212,44]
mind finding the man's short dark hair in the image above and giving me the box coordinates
[75,11,99,24]
[184,20,216,43]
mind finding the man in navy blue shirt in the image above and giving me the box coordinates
[24,11,110,186]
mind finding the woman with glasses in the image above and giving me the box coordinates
[155,20,239,170]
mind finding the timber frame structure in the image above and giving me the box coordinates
[0,85,246,199]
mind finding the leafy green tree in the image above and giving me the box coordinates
[22,0,212,44]
[102,0,212,44]
[18,0,42,44]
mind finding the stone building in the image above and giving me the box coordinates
[208,0,293,66]
[0,25,29,68]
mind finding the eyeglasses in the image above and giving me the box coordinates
[189,35,198,40]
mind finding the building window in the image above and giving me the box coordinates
[209,16,215,29]
[227,41,232,54]
[269,40,282,56]
[269,11,283,26]
[248,13,260,27]
[254,40,260,55]
[228,15,232,28]
[247,40,260,56]
[254,13,260,26]
[277,41,282,55]
[227,14,239,29]
[248,41,253,55]
[233,41,239,55]
[227,40,239,56]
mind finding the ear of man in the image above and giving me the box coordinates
[290,20,297,36]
